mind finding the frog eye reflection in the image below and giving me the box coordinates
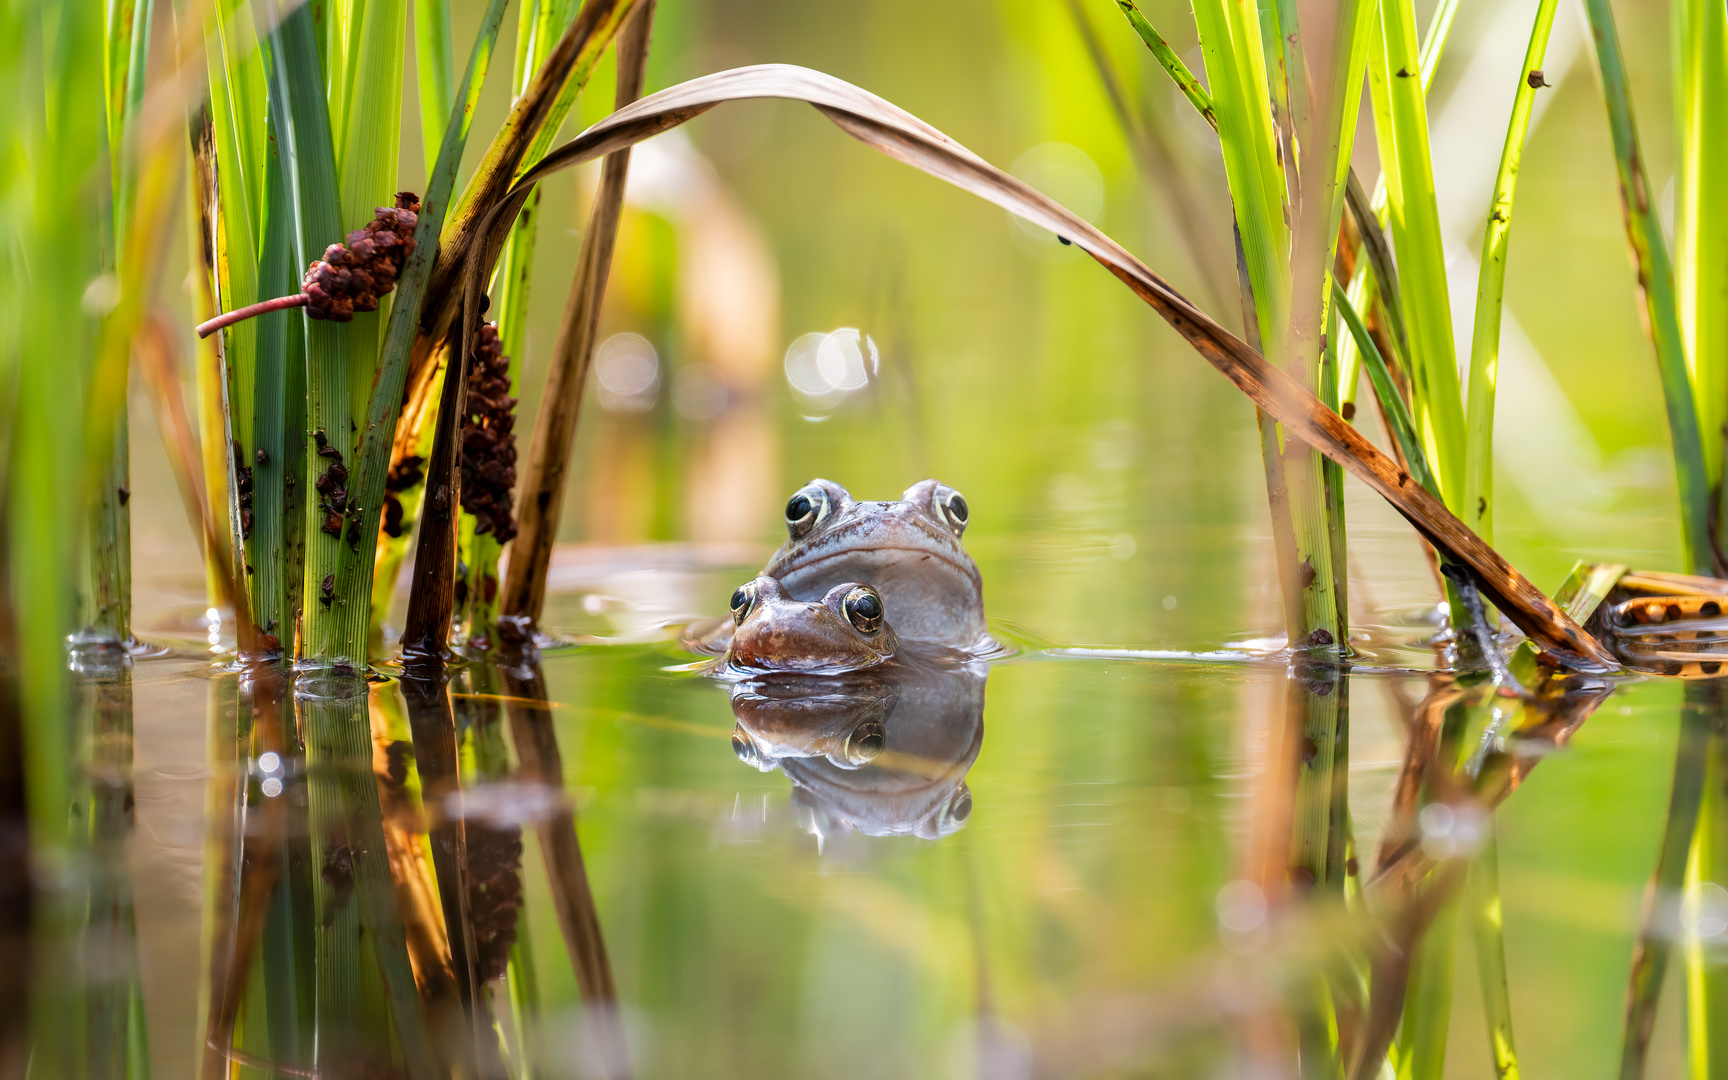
[732,727,777,772]
[730,583,758,625]
[843,586,884,633]
[933,485,969,536]
[843,720,886,766]
[785,485,830,539]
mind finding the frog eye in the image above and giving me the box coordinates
[842,720,886,766]
[785,484,830,539]
[843,586,884,633]
[932,484,969,537]
[730,582,758,625]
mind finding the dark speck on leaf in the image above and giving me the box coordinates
[1307,628,1335,647]
[1057,235,1071,246]
[1297,560,1317,589]
[1341,401,1356,420]
[1395,66,1412,77]
[1528,69,1550,88]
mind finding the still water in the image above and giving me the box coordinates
[110,559,1689,1079]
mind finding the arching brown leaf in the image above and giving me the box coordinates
[458,64,1615,669]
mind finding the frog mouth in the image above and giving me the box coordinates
[776,542,980,586]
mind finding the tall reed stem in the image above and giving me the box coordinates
[501,0,657,631]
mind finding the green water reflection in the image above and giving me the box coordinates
[108,630,1695,1078]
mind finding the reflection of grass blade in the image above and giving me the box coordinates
[1580,0,1710,574]
[501,666,631,1079]
[1686,704,1728,1074]
[1463,0,1561,545]
[1619,683,1713,1078]
[1468,824,1520,1080]
[456,64,1616,667]
[501,0,657,628]
[304,689,441,1079]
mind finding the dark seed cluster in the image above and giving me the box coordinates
[233,440,255,538]
[302,192,421,323]
[460,322,518,544]
[465,823,524,983]
[313,430,362,548]
[381,455,425,539]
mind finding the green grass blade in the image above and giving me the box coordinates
[414,0,454,176]
[460,0,580,645]
[266,0,354,662]
[1336,281,1437,494]
[1676,0,1728,561]
[1194,0,1289,344]
[513,0,643,177]
[1463,0,1562,547]
[328,0,512,663]
[1581,0,1710,573]
[1114,0,1217,128]
[333,0,406,427]
[1368,0,1465,512]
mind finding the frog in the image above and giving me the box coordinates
[724,575,898,674]
[689,478,986,657]
[728,665,986,840]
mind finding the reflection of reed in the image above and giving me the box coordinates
[399,665,514,1078]
[74,644,146,1080]
[0,656,24,1078]
[501,660,631,1079]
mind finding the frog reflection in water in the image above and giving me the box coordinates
[693,478,987,660]
[728,667,985,840]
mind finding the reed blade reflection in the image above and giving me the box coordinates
[500,657,631,1080]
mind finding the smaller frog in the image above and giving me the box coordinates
[724,575,899,674]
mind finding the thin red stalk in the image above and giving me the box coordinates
[194,292,308,339]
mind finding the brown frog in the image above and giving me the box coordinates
[694,478,986,658]
[725,576,898,674]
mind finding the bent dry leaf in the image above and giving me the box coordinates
[454,64,1615,669]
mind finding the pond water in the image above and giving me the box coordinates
[105,545,1692,1079]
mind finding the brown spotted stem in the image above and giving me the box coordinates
[194,293,309,338]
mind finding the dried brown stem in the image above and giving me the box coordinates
[193,293,309,339]
[500,0,656,631]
